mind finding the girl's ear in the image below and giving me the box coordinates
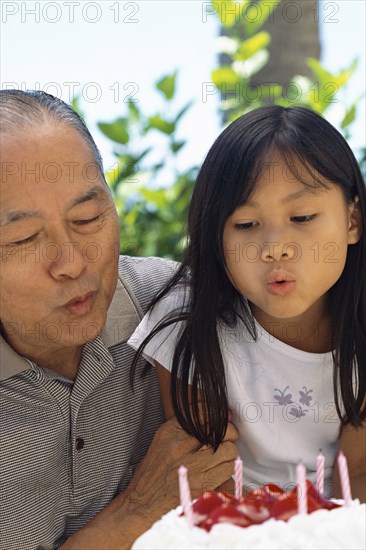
[348,196,363,244]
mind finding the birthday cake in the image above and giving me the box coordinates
[132,481,366,549]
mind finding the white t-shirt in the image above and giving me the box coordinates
[128,288,341,495]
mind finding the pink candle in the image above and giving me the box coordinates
[316,450,325,495]
[234,456,243,500]
[178,465,194,526]
[296,461,308,514]
[337,451,352,506]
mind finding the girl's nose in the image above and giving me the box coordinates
[261,240,300,262]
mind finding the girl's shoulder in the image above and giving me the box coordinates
[150,281,191,315]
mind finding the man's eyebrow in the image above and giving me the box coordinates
[1,210,43,227]
[69,186,108,208]
[245,186,322,208]
[1,187,108,227]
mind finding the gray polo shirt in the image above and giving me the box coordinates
[0,256,175,550]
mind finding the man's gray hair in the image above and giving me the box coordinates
[0,89,104,175]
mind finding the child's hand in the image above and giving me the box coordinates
[333,421,366,502]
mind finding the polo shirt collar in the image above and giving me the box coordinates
[0,274,140,381]
[0,336,31,381]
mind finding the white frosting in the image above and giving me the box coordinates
[132,501,366,550]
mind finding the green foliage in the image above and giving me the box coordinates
[243,0,282,35]
[71,96,85,119]
[98,75,195,259]
[156,72,177,101]
[147,115,175,135]
[211,0,359,130]
[77,0,363,260]
[98,118,129,144]
[212,0,250,28]
[235,31,270,60]
[212,0,281,33]
[112,167,196,258]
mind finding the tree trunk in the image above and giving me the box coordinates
[254,0,321,87]
[219,0,321,112]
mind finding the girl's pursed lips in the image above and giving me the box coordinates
[267,281,296,297]
[266,270,295,284]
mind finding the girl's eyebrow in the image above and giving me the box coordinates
[246,186,322,208]
[1,186,107,227]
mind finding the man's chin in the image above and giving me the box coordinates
[54,313,106,347]
[75,321,105,345]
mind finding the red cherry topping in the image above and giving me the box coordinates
[306,481,341,510]
[192,491,226,516]
[187,480,343,531]
[202,503,252,531]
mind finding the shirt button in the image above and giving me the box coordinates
[75,437,85,451]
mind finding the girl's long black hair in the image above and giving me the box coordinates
[132,105,366,450]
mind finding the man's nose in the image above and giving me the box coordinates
[47,240,86,280]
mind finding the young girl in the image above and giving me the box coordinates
[129,106,365,499]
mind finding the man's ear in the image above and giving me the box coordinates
[348,196,363,245]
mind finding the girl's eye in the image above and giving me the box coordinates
[74,215,102,226]
[235,222,257,231]
[291,215,316,223]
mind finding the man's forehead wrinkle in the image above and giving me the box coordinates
[2,125,95,164]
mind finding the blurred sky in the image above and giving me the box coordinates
[1,0,365,176]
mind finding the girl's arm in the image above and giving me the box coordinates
[155,363,236,495]
[156,362,220,423]
[332,421,366,502]
[155,362,175,418]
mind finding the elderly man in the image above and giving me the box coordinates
[0,90,237,549]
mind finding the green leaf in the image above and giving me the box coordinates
[140,188,168,209]
[70,95,85,118]
[341,103,356,129]
[211,0,251,28]
[306,58,334,85]
[110,149,153,188]
[212,66,240,87]
[336,58,358,88]
[171,140,186,153]
[156,72,177,101]
[243,0,282,36]
[174,101,193,124]
[134,148,152,165]
[305,58,358,113]
[233,49,269,78]
[97,118,129,144]
[128,100,140,122]
[235,31,270,61]
[307,58,357,89]
[147,115,175,135]
[107,154,137,186]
